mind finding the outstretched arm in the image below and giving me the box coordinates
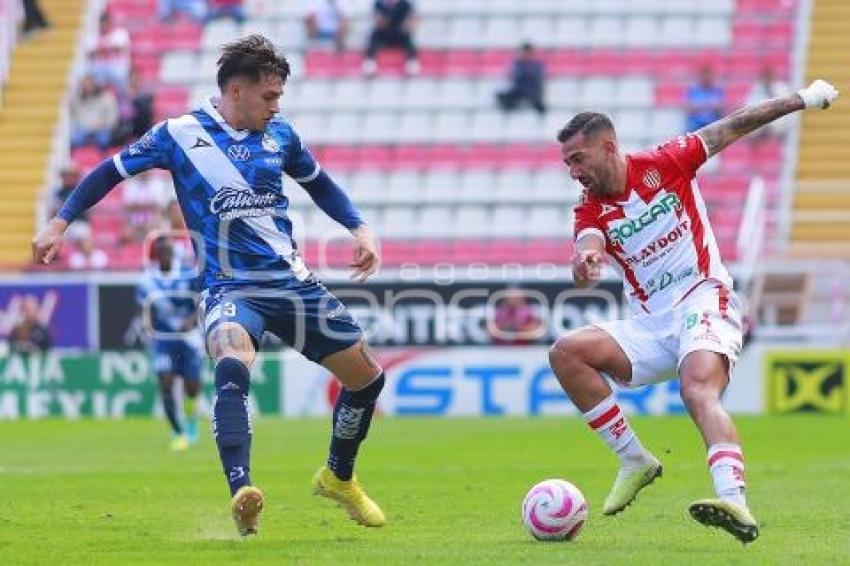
[696,79,839,158]
[32,158,125,265]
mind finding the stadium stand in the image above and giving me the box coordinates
[60,0,796,270]
[791,0,850,254]
[0,0,85,266]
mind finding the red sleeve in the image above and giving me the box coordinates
[573,196,604,243]
[655,133,709,179]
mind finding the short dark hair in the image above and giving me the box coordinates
[556,112,615,143]
[216,34,291,90]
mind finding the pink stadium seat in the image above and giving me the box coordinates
[319,146,359,169]
[355,146,394,171]
[389,145,427,169]
[381,240,415,265]
[71,146,105,170]
[154,86,189,119]
[430,145,466,169]
[298,47,790,80]
[108,0,155,27]
[733,21,766,47]
[411,240,450,265]
[450,240,488,264]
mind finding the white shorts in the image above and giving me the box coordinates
[594,281,743,388]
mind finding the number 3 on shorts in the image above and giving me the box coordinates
[223,302,237,317]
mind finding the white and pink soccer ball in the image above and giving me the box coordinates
[522,479,588,541]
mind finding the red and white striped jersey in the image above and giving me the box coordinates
[573,133,732,315]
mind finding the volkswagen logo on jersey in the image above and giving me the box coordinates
[227,144,251,161]
[262,133,280,153]
[210,186,280,221]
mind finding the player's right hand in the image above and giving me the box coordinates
[572,249,603,287]
[31,217,68,265]
[798,79,840,109]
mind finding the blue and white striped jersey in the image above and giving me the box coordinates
[136,259,202,345]
[114,96,325,289]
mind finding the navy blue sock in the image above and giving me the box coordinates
[159,383,182,435]
[213,357,252,496]
[327,373,385,481]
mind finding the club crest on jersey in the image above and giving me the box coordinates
[643,168,661,189]
[608,193,681,245]
[262,133,280,153]
[227,144,251,161]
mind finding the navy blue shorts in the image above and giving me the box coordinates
[201,276,363,363]
[152,340,203,381]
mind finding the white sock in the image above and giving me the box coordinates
[583,394,652,469]
[707,443,747,507]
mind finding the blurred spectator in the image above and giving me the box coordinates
[487,287,543,345]
[362,0,419,77]
[206,0,245,24]
[115,71,154,143]
[158,0,207,23]
[21,0,49,36]
[8,296,51,353]
[70,75,119,149]
[496,42,547,115]
[746,66,791,141]
[51,165,92,242]
[68,224,109,270]
[685,65,725,132]
[88,12,131,94]
[120,171,173,245]
[305,0,350,53]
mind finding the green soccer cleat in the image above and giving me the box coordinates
[602,458,663,515]
[312,466,386,527]
[231,485,264,537]
[689,498,759,544]
[169,434,189,452]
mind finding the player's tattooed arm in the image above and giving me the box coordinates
[696,94,804,157]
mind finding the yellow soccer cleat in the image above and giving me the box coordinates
[689,498,759,544]
[602,458,663,515]
[170,434,189,452]
[231,485,264,537]
[312,466,386,527]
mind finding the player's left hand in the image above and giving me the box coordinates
[31,217,68,265]
[350,225,381,282]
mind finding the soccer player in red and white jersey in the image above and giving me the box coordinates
[548,79,839,543]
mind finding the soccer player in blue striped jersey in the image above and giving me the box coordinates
[138,235,203,452]
[33,35,387,537]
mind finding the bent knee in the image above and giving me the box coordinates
[548,335,590,369]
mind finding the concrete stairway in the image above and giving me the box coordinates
[0,0,85,266]
[790,0,850,255]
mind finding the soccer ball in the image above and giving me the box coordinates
[521,479,588,541]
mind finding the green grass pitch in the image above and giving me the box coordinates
[0,415,847,564]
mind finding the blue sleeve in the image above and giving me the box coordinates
[282,128,321,183]
[300,171,365,230]
[57,158,124,223]
[114,121,172,178]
